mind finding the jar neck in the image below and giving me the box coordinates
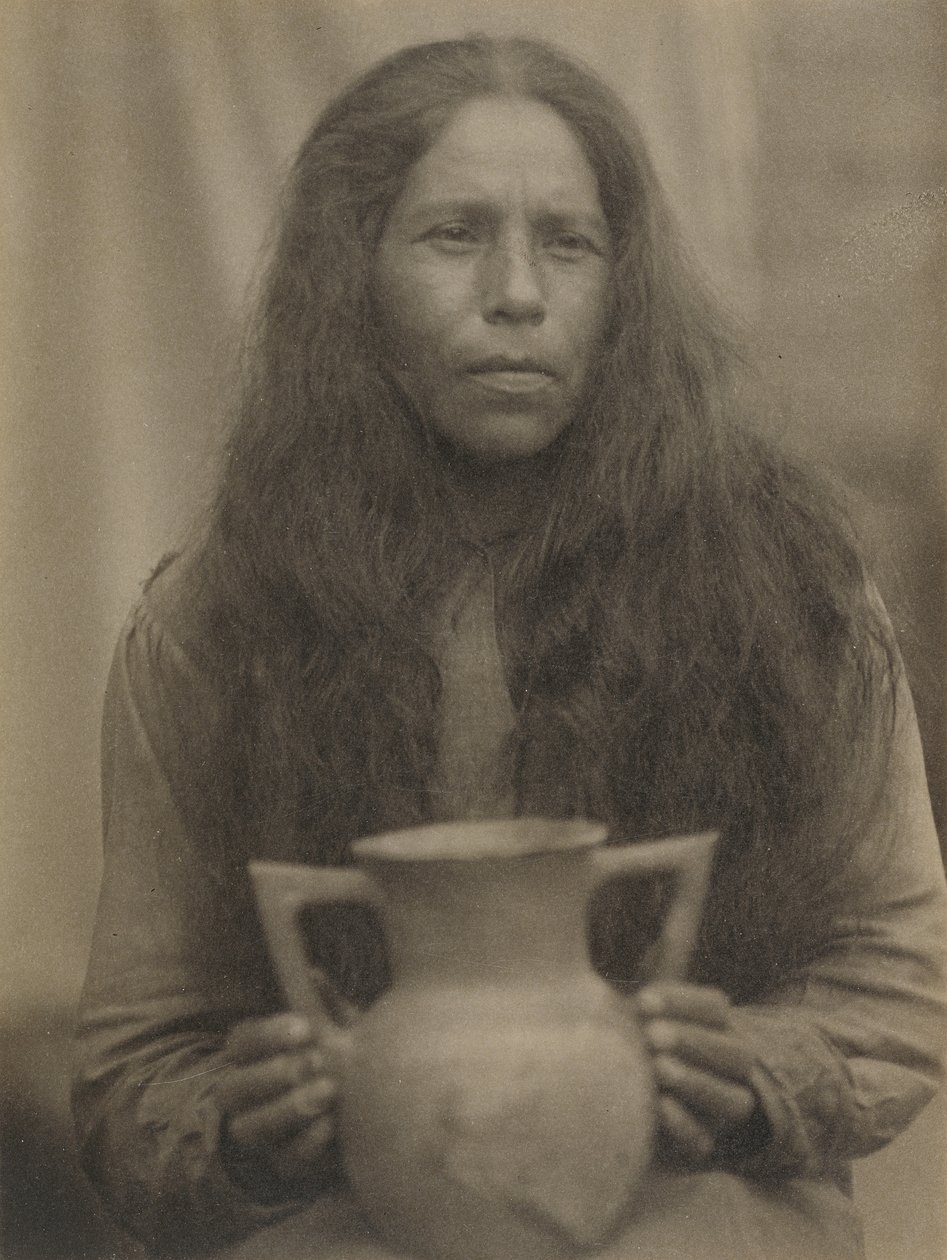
[368,855,592,988]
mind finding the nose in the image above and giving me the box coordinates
[480,239,546,325]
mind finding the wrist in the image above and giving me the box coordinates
[713,1095,773,1168]
[219,1122,287,1205]
[220,1121,346,1205]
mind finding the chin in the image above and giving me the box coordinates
[442,412,569,464]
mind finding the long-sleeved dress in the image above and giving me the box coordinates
[73,548,947,1259]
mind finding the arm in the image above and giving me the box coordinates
[729,675,947,1175]
[639,674,947,1177]
[72,599,340,1255]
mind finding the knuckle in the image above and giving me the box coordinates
[225,1113,253,1148]
[305,1048,328,1075]
[274,1052,313,1088]
[286,1053,316,1086]
[737,1088,757,1120]
[255,1053,290,1088]
[227,1014,308,1061]
[265,1014,310,1048]
[645,1019,677,1051]
[659,1095,690,1132]
[734,1050,755,1077]
[653,1052,683,1083]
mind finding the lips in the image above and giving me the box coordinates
[473,370,554,396]
[466,354,556,378]
[465,355,557,398]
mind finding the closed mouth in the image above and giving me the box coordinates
[469,369,553,396]
[466,355,556,378]
[465,355,557,396]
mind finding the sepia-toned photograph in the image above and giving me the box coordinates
[2,3,945,1258]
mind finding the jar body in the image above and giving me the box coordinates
[341,973,655,1260]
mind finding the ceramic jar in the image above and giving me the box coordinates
[251,818,716,1260]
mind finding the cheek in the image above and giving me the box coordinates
[559,289,609,380]
[583,281,612,363]
[552,261,610,326]
[377,270,440,360]
[387,286,458,378]
[375,290,450,409]
[579,273,612,335]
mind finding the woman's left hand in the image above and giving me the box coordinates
[635,981,761,1166]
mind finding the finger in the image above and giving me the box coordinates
[637,983,731,1028]
[226,1077,338,1150]
[653,1055,757,1129]
[655,1094,715,1165]
[319,984,359,1029]
[267,1115,336,1183]
[645,1020,754,1082]
[226,1015,314,1065]
[217,1048,328,1114]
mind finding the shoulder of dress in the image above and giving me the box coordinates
[128,544,214,660]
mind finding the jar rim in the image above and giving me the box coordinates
[352,816,607,863]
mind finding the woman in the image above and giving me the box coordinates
[73,36,946,1259]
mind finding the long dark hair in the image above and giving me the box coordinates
[177,36,897,1000]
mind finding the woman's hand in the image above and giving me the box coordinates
[636,982,762,1167]
[217,1014,339,1197]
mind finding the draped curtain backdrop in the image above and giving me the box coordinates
[1,3,944,1258]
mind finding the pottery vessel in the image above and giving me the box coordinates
[251,818,716,1260]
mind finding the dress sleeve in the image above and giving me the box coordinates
[72,602,311,1255]
[725,673,947,1178]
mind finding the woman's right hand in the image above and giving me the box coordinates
[217,1013,340,1197]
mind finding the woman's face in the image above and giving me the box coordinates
[374,96,612,463]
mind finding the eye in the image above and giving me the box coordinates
[424,222,480,253]
[545,230,603,260]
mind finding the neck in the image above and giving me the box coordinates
[439,447,559,545]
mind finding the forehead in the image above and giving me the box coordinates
[395,95,604,219]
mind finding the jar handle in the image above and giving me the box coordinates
[590,831,718,981]
[249,861,384,1041]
